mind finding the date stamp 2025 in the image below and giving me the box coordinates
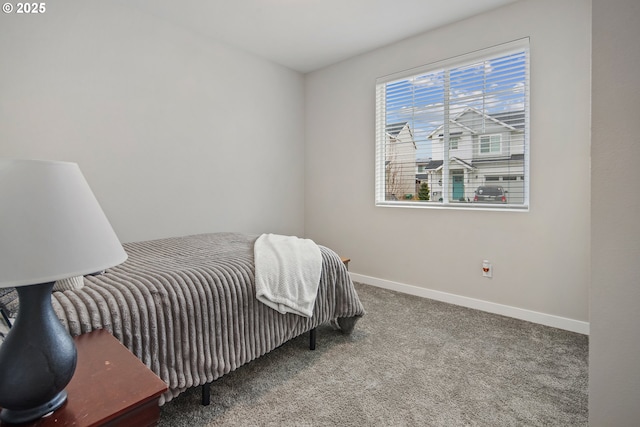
[3,2,46,14]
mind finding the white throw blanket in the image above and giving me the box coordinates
[254,233,322,318]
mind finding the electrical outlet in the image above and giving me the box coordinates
[482,260,493,278]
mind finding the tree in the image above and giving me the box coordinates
[418,182,430,201]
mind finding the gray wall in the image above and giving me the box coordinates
[4,0,640,420]
[590,0,640,423]
[305,0,591,323]
[0,1,306,243]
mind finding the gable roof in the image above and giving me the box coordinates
[417,159,444,171]
[386,122,417,149]
[417,157,474,172]
[489,110,525,130]
[427,107,524,139]
[386,122,410,137]
[451,156,474,170]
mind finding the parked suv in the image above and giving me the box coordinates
[473,185,507,203]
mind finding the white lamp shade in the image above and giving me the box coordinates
[0,159,127,288]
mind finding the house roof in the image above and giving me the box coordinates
[386,122,409,137]
[417,157,474,172]
[427,107,524,139]
[451,157,474,170]
[418,154,523,172]
[472,153,524,164]
[386,122,417,149]
[490,110,525,130]
[417,159,444,170]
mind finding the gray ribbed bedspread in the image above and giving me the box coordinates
[50,233,365,404]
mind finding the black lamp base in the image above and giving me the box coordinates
[0,390,67,424]
[0,282,77,424]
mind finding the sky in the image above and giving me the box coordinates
[384,50,527,160]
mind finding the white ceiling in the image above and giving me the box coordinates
[122,0,519,73]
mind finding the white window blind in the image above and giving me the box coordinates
[375,39,529,209]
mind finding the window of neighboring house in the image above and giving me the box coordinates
[375,38,529,210]
[480,134,501,154]
[450,136,460,150]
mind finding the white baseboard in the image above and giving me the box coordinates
[350,273,590,335]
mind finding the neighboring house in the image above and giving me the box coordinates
[385,122,417,200]
[416,159,443,200]
[420,107,525,203]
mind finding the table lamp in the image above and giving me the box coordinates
[0,159,128,424]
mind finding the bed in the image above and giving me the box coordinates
[41,232,364,404]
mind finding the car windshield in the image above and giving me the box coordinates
[477,186,504,196]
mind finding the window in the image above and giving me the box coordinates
[450,136,460,150]
[375,39,529,209]
[480,134,501,154]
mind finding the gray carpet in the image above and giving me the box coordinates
[159,283,588,426]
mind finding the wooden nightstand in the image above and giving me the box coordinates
[341,257,350,270]
[1,329,167,427]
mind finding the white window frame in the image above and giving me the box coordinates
[479,134,502,154]
[450,136,460,150]
[375,38,530,211]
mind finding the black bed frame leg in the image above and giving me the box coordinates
[202,382,211,406]
[201,331,315,406]
[309,328,316,351]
